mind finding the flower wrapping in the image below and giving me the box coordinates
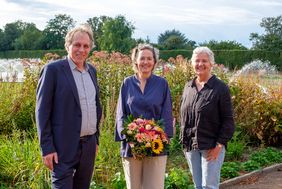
[122,115,169,159]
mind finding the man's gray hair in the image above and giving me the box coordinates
[191,46,215,64]
[65,24,94,50]
[131,43,159,73]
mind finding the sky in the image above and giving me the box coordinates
[0,0,282,48]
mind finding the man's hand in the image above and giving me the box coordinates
[207,143,223,161]
[43,152,58,171]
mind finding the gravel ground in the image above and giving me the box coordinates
[220,168,282,189]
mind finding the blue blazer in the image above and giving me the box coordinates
[35,58,102,162]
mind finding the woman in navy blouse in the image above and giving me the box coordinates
[115,43,173,189]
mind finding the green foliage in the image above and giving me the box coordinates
[87,16,112,50]
[110,172,126,189]
[0,52,282,187]
[164,60,194,119]
[0,82,23,134]
[230,77,282,146]
[98,15,135,54]
[242,160,261,172]
[158,29,195,50]
[14,23,43,50]
[159,50,282,71]
[0,29,5,51]
[225,131,247,161]
[249,147,282,165]
[0,54,57,135]
[250,15,282,50]
[1,49,281,70]
[42,14,75,49]
[221,162,241,179]
[200,40,247,50]
[0,131,50,188]
[223,147,282,178]
[0,50,67,59]
[2,20,26,50]
[165,168,193,189]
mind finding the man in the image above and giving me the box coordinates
[36,24,102,188]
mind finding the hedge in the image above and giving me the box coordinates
[160,50,282,70]
[0,49,281,70]
[0,50,67,59]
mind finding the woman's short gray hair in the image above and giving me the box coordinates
[65,24,94,50]
[131,43,159,73]
[191,46,215,64]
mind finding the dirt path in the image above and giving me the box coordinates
[221,168,282,189]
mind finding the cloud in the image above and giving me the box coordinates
[0,0,281,47]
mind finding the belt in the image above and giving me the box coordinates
[80,134,94,142]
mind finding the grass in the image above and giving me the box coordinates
[0,131,50,188]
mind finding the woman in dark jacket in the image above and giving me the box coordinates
[180,46,235,189]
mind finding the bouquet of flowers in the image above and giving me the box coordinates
[122,115,169,159]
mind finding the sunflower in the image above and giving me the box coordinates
[152,138,164,154]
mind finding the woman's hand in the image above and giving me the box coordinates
[207,143,223,161]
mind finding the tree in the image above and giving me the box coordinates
[2,20,27,50]
[200,40,247,50]
[14,23,43,50]
[42,14,75,49]
[0,29,5,51]
[87,16,112,50]
[250,15,282,50]
[158,29,195,50]
[98,15,135,54]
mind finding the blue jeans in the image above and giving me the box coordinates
[184,147,225,189]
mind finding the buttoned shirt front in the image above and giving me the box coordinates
[68,56,97,137]
[180,75,235,151]
[115,74,173,157]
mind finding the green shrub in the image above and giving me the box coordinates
[0,131,50,188]
[110,172,126,189]
[242,160,261,172]
[165,168,193,189]
[221,162,241,179]
[225,131,247,161]
[230,76,282,146]
[159,50,282,70]
[0,50,66,59]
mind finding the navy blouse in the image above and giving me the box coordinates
[115,74,173,157]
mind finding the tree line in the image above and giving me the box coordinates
[0,14,281,54]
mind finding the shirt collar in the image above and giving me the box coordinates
[206,75,216,88]
[134,73,154,83]
[190,75,216,88]
[67,55,89,71]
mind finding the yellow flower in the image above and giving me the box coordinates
[152,139,164,154]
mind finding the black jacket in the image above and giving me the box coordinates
[180,75,235,151]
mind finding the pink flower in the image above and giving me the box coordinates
[128,123,138,131]
[135,133,144,143]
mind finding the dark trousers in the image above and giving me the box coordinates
[51,134,97,189]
